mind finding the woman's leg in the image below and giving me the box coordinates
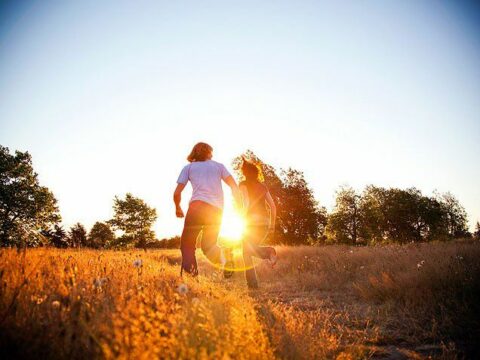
[245,224,273,260]
[243,223,277,288]
[243,240,258,288]
[242,224,267,288]
[180,203,203,276]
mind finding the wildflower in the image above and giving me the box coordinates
[133,259,143,268]
[417,260,425,269]
[31,295,46,304]
[51,300,60,309]
[177,283,188,295]
[93,278,108,288]
[191,297,200,305]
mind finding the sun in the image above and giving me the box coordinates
[220,205,246,246]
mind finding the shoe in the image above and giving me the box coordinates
[267,248,277,268]
[223,261,234,279]
[222,248,234,279]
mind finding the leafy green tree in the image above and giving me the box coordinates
[87,221,115,249]
[474,222,480,241]
[68,223,87,248]
[359,186,446,243]
[108,193,157,248]
[357,185,386,243]
[331,186,466,244]
[163,235,181,249]
[326,186,362,244]
[233,150,326,245]
[280,168,327,245]
[0,145,61,247]
[41,225,68,248]
[435,192,469,238]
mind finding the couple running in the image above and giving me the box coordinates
[173,142,277,289]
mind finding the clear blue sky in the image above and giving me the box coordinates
[1,0,479,237]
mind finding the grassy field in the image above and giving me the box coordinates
[1,241,479,359]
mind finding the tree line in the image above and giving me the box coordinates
[1,145,478,248]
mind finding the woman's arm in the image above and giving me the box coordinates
[173,183,186,218]
[265,191,276,233]
[239,184,249,215]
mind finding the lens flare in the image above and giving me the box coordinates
[220,208,246,245]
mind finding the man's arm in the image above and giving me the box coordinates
[173,183,186,218]
[223,176,243,210]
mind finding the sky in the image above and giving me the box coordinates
[1,0,479,237]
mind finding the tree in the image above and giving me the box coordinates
[68,223,87,248]
[329,185,467,244]
[280,168,327,245]
[326,186,362,244]
[108,193,157,248]
[87,221,115,249]
[474,222,480,241]
[357,185,386,243]
[40,225,68,248]
[0,145,61,247]
[233,150,326,245]
[359,186,447,243]
[435,192,469,238]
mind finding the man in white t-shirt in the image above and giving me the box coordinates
[173,142,242,276]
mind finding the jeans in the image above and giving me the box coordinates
[180,200,223,276]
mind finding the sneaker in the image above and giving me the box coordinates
[222,248,234,279]
[267,248,277,268]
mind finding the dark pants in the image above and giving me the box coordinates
[243,219,274,288]
[180,200,223,276]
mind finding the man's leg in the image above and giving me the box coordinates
[200,205,223,265]
[180,203,203,276]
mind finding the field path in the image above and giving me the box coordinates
[160,250,447,359]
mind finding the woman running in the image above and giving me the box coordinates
[174,142,242,276]
[240,158,277,288]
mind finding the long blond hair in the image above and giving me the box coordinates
[187,142,213,162]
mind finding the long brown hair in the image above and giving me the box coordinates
[187,142,213,162]
[241,157,264,182]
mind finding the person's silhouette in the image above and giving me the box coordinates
[173,142,242,276]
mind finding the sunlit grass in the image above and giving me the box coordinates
[1,241,478,358]
[0,248,273,359]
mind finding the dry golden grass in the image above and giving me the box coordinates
[0,249,273,359]
[1,241,479,359]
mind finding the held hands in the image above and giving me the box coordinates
[176,207,185,218]
[232,198,247,216]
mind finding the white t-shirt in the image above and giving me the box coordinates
[176,160,232,209]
